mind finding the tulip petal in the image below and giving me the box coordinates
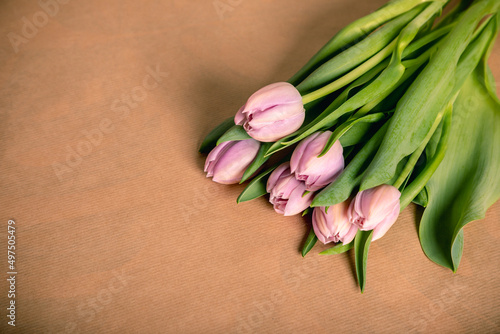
[272,198,287,215]
[313,202,356,244]
[366,185,401,219]
[310,140,344,187]
[234,104,246,125]
[235,82,305,142]
[312,207,329,244]
[266,162,292,193]
[290,132,322,174]
[244,82,302,113]
[247,112,305,142]
[342,224,358,245]
[246,102,305,125]
[283,183,313,216]
[212,139,260,184]
[204,141,234,177]
[291,131,344,191]
[272,174,301,201]
[372,202,400,241]
[350,185,401,238]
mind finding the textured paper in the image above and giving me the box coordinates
[0,0,499,332]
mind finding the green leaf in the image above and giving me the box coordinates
[360,1,500,191]
[354,230,373,293]
[302,227,318,257]
[399,14,498,209]
[357,52,428,116]
[296,6,422,93]
[424,115,444,160]
[288,0,432,86]
[320,113,388,157]
[237,166,275,203]
[240,142,273,183]
[412,188,428,207]
[399,105,452,209]
[319,241,354,255]
[419,62,500,272]
[392,103,449,190]
[277,14,454,159]
[199,117,234,153]
[338,121,379,147]
[217,125,251,145]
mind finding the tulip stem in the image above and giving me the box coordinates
[300,18,455,105]
[392,105,448,190]
[399,104,452,210]
[301,39,397,105]
[288,0,435,86]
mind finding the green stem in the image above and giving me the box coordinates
[351,46,434,119]
[288,0,437,86]
[359,0,500,192]
[301,19,454,105]
[435,0,473,29]
[394,1,448,63]
[392,104,448,189]
[301,39,397,105]
[399,105,452,209]
[297,6,424,94]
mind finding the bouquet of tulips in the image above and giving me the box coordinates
[199,0,500,292]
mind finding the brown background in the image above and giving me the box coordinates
[1,0,499,333]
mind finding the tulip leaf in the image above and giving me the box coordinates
[301,227,318,257]
[360,1,500,191]
[288,0,432,86]
[412,188,428,207]
[354,230,373,293]
[360,54,428,116]
[320,112,388,157]
[264,137,291,158]
[399,106,451,209]
[296,6,421,93]
[319,241,354,255]
[400,106,452,210]
[237,166,276,204]
[240,142,273,183]
[424,115,444,160]
[338,121,377,148]
[286,61,405,149]
[217,125,252,145]
[283,19,451,157]
[418,61,500,271]
[199,117,234,153]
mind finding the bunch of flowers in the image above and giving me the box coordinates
[199,0,500,292]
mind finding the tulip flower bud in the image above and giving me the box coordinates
[312,203,358,245]
[204,139,260,184]
[348,184,401,241]
[266,162,314,216]
[235,82,305,142]
[290,131,344,191]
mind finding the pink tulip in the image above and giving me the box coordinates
[290,131,344,191]
[348,184,401,241]
[204,139,260,184]
[266,162,314,216]
[235,82,305,142]
[312,203,358,245]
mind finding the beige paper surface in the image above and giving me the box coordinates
[0,0,499,332]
